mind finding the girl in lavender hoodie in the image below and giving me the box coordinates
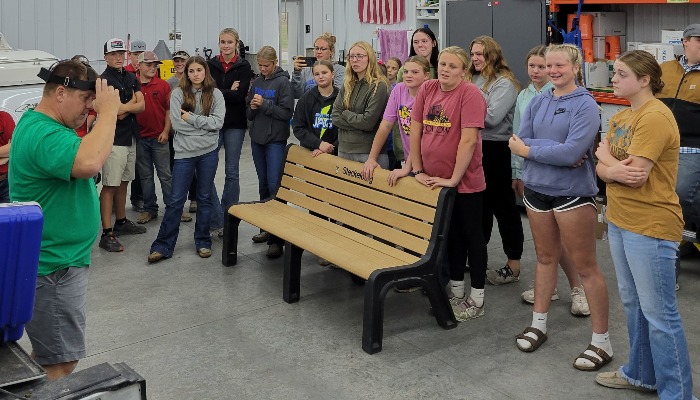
[509,44,613,372]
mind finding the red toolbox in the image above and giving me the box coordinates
[0,202,43,343]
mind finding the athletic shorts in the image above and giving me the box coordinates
[523,187,597,213]
[25,267,89,365]
[102,143,136,186]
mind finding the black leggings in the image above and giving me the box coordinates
[481,140,524,260]
[447,192,487,289]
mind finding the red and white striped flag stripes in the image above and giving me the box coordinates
[358,0,405,25]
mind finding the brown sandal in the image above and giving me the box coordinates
[515,327,548,352]
[573,344,613,371]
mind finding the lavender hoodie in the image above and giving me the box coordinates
[519,86,600,197]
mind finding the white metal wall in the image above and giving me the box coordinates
[0,0,279,70]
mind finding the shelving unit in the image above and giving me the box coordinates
[550,0,700,12]
[415,1,445,49]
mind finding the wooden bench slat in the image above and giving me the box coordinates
[230,202,419,278]
[282,163,436,223]
[285,146,439,207]
[276,188,429,255]
[280,175,433,239]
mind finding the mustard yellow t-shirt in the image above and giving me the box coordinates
[605,98,683,242]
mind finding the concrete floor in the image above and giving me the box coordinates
[17,136,700,400]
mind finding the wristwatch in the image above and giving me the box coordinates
[411,170,425,176]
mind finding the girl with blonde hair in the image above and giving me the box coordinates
[291,32,346,98]
[331,41,390,165]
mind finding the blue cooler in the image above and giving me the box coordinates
[0,202,43,343]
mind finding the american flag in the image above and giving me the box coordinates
[359,0,405,25]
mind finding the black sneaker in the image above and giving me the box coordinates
[99,233,124,252]
[113,219,147,235]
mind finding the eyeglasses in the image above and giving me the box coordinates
[348,54,367,60]
[314,47,329,52]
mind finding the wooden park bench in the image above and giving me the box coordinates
[222,144,457,354]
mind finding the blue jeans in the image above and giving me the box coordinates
[677,153,700,230]
[251,141,287,200]
[607,222,694,399]
[210,128,245,230]
[151,149,218,257]
[136,138,172,215]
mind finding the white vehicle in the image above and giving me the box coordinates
[0,32,58,123]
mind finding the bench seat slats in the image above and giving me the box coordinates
[276,187,429,255]
[280,175,433,239]
[285,146,439,207]
[230,201,419,279]
[283,163,436,222]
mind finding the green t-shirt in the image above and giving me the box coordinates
[9,110,99,276]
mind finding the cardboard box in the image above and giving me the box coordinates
[627,42,643,51]
[589,12,626,36]
[595,196,608,241]
[593,36,626,60]
[638,43,676,63]
[584,61,610,88]
[661,29,684,45]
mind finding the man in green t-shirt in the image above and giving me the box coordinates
[8,60,121,380]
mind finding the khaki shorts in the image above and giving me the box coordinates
[102,143,136,186]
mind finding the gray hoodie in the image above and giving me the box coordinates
[472,74,518,142]
[246,67,294,145]
[170,87,225,159]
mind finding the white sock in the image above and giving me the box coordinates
[517,312,547,350]
[470,287,484,307]
[449,280,465,298]
[575,331,613,368]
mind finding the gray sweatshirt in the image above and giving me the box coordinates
[291,63,346,99]
[472,74,518,142]
[170,87,225,159]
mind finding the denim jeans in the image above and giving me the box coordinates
[151,149,218,257]
[136,138,172,216]
[607,222,694,399]
[251,141,287,200]
[677,153,700,230]
[210,128,246,230]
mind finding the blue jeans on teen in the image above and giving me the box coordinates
[151,149,218,257]
[210,128,245,230]
[136,138,172,216]
[677,153,700,231]
[607,222,694,399]
[251,140,286,244]
[251,140,286,200]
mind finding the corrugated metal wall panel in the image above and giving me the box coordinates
[0,0,279,69]
[626,4,700,43]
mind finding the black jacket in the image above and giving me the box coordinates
[292,86,339,152]
[208,56,253,130]
[246,67,294,145]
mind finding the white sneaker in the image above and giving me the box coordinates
[521,283,559,304]
[570,287,590,316]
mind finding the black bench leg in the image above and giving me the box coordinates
[424,275,458,330]
[362,274,390,354]
[222,214,241,266]
[283,242,303,303]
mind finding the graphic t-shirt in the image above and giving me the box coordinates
[606,98,683,241]
[411,80,487,193]
[383,83,415,160]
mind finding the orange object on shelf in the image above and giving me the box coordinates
[566,14,594,62]
[590,90,631,106]
[605,35,621,60]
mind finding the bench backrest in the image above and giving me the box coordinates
[275,145,454,256]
